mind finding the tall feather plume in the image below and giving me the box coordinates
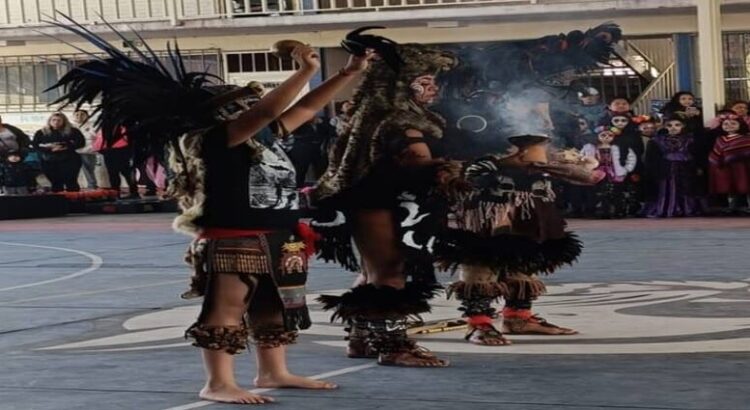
[45,13,221,165]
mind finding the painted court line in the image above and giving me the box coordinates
[0,242,103,292]
[3,279,185,304]
[161,362,378,410]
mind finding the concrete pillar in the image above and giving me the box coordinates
[674,34,695,92]
[696,0,724,122]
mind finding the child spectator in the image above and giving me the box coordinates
[708,113,750,214]
[727,100,750,128]
[642,116,704,217]
[582,126,637,218]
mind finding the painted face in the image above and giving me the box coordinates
[598,131,615,144]
[665,120,684,135]
[73,111,88,125]
[638,122,656,137]
[722,119,741,133]
[732,103,749,117]
[49,115,65,130]
[410,75,439,105]
[609,99,630,113]
[611,116,630,129]
[678,94,695,108]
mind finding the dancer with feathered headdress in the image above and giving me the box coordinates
[47,15,375,404]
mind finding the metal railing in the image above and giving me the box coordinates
[632,62,676,115]
[0,0,612,27]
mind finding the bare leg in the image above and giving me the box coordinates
[352,209,405,289]
[351,209,448,367]
[198,274,274,404]
[249,278,337,389]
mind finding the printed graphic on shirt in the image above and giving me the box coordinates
[247,142,299,210]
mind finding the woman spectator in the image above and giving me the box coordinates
[72,109,99,190]
[660,91,703,133]
[32,112,85,192]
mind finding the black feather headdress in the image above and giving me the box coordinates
[45,13,224,165]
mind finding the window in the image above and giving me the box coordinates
[225,51,298,73]
[0,49,221,112]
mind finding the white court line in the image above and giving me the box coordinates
[161,363,378,410]
[3,279,185,304]
[0,241,103,292]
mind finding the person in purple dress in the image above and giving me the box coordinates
[642,116,705,217]
[581,126,637,218]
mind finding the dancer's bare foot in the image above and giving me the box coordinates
[466,325,512,346]
[503,314,578,335]
[254,373,338,390]
[199,384,274,404]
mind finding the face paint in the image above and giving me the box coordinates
[598,131,615,144]
[611,116,629,129]
[411,75,439,105]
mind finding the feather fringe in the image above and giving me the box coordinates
[316,282,443,322]
[310,214,360,272]
[503,274,548,300]
[434,229,582,275]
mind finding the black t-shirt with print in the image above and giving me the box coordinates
[196,123,300,230]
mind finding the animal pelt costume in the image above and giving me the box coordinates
[310,34,456,363]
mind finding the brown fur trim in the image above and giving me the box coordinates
[168,129,209,236]
[185,323,249,354]
[251,329,298,348]
[311,44,455,203]
[502,273,548,300]
[446,280,509,300]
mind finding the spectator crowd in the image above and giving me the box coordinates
[553,89,750,217]
[2,87,749,218]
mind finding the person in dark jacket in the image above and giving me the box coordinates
[0,115,31,159]
[32,112,85,192]
[0,150,32,195]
